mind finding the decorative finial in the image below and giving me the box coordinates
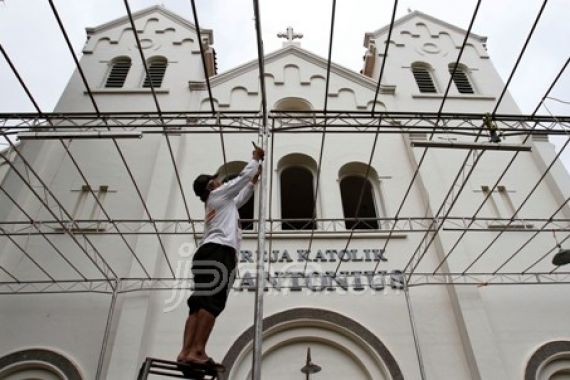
[407,7,413,13]
[300,347,321,379]
[277,26,303,46]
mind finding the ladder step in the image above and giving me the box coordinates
[137,357,221,380]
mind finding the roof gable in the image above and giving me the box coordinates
[364,10,485,46]
[210,44,392,93]
[85,5,213,43]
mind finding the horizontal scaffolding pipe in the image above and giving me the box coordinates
[2,110,570,122]
[2,272,570,295]
[3,128,566,138]
[0,217,568,236]
[410,140,532,151]
[17,131,143,140]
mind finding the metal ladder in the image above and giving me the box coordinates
[137,357,220,380]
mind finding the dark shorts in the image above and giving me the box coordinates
[187,243,237,317]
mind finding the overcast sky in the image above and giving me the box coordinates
[0,0,569,166]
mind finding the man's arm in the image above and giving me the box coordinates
[215,147,264,199]
[234,183,254,208]
[234,166,260,207]
[217,160,258,199]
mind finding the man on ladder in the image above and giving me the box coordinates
[177,145,264,371]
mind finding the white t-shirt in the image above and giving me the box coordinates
[200,159,260,251]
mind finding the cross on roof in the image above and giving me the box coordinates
[277,26,303,43]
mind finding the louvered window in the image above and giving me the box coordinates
[449,65,474,94]
[105,58,131,88]
[143,57,167,88]
[412,66,437,93]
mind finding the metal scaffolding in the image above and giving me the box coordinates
[1,0,570,379]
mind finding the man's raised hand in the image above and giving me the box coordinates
[252,146,265,161]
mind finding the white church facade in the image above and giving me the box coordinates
[1,5,570,380]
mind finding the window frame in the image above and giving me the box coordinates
[448,63,476,94]
[103,56,132,88]
[276,154,319,231]
[279,165,317,230]
[339,174,380,230]
[273,97,313,112]
[338,162,385,231]
[411,62,438,94]
[142,56,168,88]
[0,349,83,380]
[526,341,570,380]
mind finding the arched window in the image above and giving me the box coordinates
[449,63,474,94]
[217,161,255,230]
[0,349,83,380]
[411,63,437,93]
[280,166,315,230]
[526,341,570,380]
[274,97,314,129]
[105,57,131,88]
[143,56,168,88]
[339,162,383,230]
[274,97,313,112]
[340,176,378,230]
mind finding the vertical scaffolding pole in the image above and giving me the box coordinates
[96,281,119,380]
[252,1,268,379]
[404,283,427,380]
[252,116,269,380]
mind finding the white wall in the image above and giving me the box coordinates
[1,8,569,380]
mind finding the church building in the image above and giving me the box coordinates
[1,5,569,380]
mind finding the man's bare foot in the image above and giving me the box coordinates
[177,352,209,365]
[176,348,195,363]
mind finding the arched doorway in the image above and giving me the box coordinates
[222,308,403,380]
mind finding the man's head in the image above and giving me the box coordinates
[193,174,221,202]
